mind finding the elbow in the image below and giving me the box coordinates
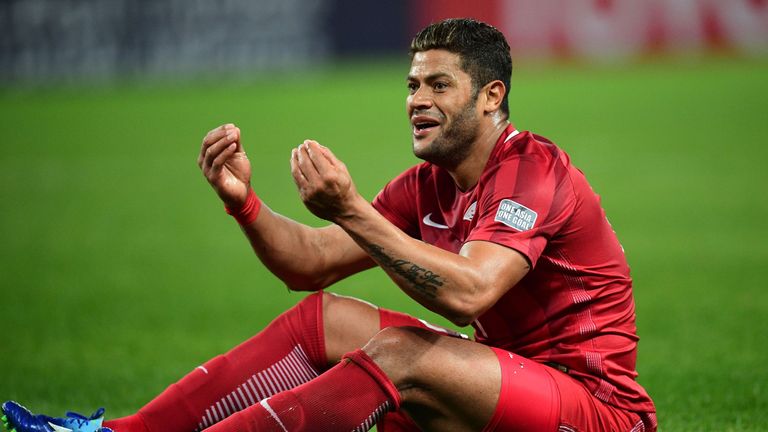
[285,282,322,292]
[445,301,486,328]
[279,260,344,292]
[447,314,476,328]
[444,290,497,327]
[283,275,328,292]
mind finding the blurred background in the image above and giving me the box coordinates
[1,1,767,431]
[3,0,768,82]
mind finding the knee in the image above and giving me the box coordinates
[320,291,378,316]
[361,326,436,384]
[365,325,435,356]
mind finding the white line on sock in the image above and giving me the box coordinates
[260,399,289,432]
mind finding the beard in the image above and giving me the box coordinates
[413,97,480,170]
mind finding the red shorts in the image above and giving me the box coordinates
[376,308,654,432]
[484,347,652,432]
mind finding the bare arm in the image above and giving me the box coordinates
[238,210,374,291]
[198,124,374,291]
[292,140,530,326]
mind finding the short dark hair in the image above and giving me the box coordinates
[410,18,512,117]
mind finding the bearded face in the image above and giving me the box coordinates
[411,96,480,169]
[407,50,483,170]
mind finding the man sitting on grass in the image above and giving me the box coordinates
[3,18,655,432]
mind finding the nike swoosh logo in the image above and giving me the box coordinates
[423,213,449,229]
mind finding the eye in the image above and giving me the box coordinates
[407,82,419,94]
[433,81,449,92]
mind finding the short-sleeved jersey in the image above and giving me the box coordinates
[372,125,655,413]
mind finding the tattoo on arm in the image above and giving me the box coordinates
[365,244,444,298]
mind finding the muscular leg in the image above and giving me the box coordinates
[331,319,633,432]
[123,293,629,432]
[106,292,472,432]
[201,323,506,432]
[364,327,502,432]
[321,293,381,364]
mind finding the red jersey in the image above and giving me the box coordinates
[372,125,655,414]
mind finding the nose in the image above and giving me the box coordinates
[408,86,433,112]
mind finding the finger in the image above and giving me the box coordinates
[311,143,341,167]
[290,148,309,189]
[203,123,237,148]
[203,132,239,170]
[314,143,352,179]
[296,142,321,184]
[203,136,232,169]
[233,127,245,153]
[210,143,238,175]
[200,124,238,167]
[305,140,334,175]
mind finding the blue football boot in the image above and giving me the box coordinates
[1,401,112,432]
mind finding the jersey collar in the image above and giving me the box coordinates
[500,123,520,144]
[504,128,520,143]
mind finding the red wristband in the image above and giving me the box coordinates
[225,189,262,226]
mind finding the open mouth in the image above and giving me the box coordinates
[414,121,440,131]
[412,118,441,137]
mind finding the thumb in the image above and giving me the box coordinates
[315,144,342,168]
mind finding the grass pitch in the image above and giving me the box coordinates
[0,57,766,431]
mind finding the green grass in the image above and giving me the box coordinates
[1,57,766,430]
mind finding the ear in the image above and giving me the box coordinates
[480,80,506,114]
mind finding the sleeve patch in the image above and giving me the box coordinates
[494,199,538,232]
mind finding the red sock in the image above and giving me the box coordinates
[105,292,327,432]
[204,349,400,432]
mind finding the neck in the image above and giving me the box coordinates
[447,119,509,191]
